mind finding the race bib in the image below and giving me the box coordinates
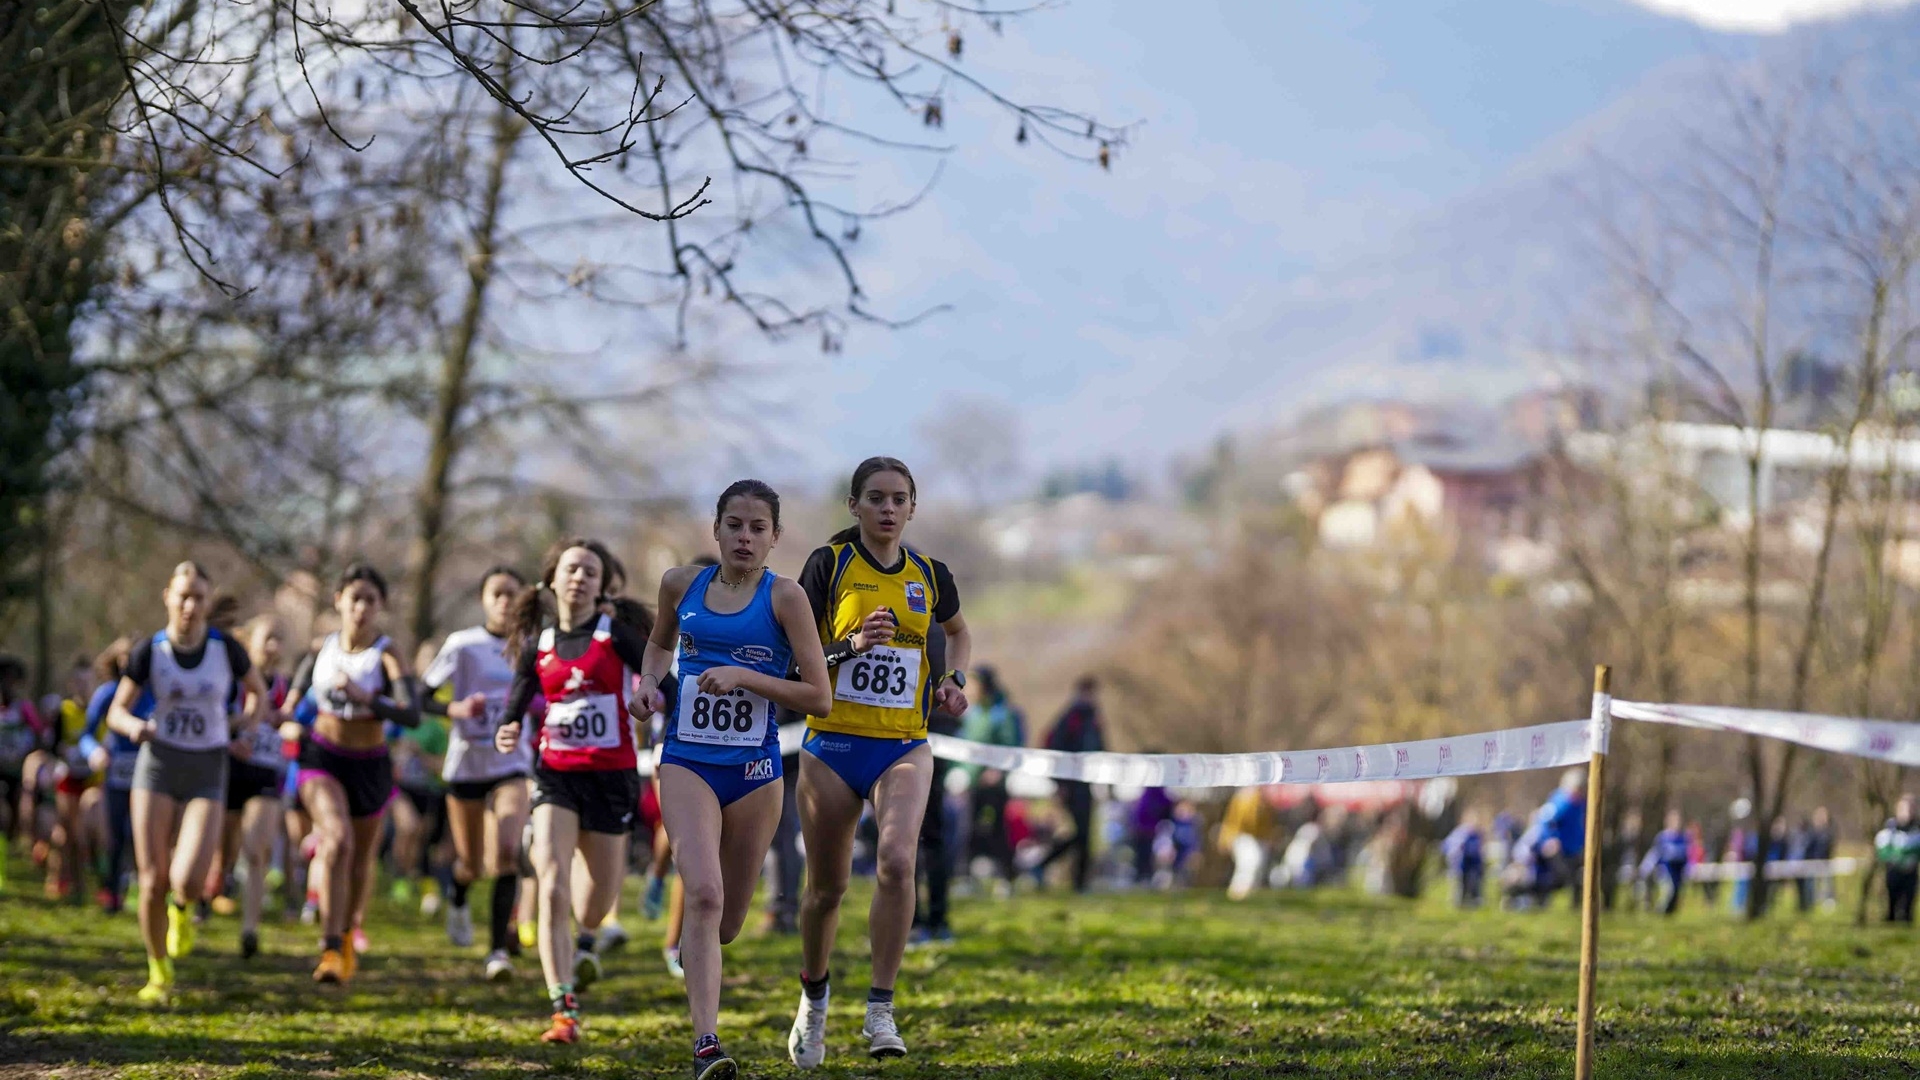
[155,704,225,751]
[834,647,920,711]
[675,676,770,749]
[457,698,505,742]
[544,694,622,752]
[108,751,139,789]
[246,724,284,769]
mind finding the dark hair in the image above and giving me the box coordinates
[1074,674,1099,695]
[478,564,525,595]
[507,537,619,662]
[690,554,720,568]
[336,562,390,601]
[830,456,916,545]
[94,637,135,684]
[207,593,242,634]
[607,596,655,640]
[169,560,211,585]
[975,664,1004,702]
[715,479,781,532]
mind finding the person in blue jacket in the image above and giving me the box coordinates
[1533,769,1587,907]
[81,638,151,914]
[1638,809,1691,915]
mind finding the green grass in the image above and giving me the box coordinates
[3,862,1918,1079]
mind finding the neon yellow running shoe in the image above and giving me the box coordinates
[166,900,195,958]
[518,921,537,950]
[137,956,174,1004]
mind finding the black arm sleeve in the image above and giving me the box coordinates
[420,693,450,717]
[931,558,961,623]
[289,652,317,702]
[369,672,422,728]
[221,634,253,681]
[608,619,651,672]
[503,645,541,733]
[125,638,155,687]
[797,546,835,630]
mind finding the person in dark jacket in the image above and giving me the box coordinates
[1797,806,1834,913]
[1638,809,1691,915]
[1876,795,1920,924]
[1034,676,1104,892]
[911,624,959,944]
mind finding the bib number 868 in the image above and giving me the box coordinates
[690,694,758,733]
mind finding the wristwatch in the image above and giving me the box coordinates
[941,669,967,689]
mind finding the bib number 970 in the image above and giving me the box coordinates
[545,694,622,751]
[833,646,920,710]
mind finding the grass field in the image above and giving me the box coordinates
[3,863,1918,1079]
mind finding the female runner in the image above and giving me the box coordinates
[788,457,970,1067]
[81,638,148,912]
[421,565,531,981]
[495,539,648,1045]
[632,481,831,1078]
[106,562,266,1003]
[205,616,292,958]
[292,564,421,985]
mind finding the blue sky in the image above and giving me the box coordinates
[678,0,1912,492]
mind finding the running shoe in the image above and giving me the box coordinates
[863,1001,906,1059]
[194,898,211,924]
[788,988,829,1069]
[663,946,684,981]
[484,949,514,982]
[574,949,602,990]
[137,956,173,1005]
[447,904,474,947]
[419,887,442,917]
[313,949,349,984]
[540,1013,581,1045]
[343,941,359,980]
[95,886,116,912]
[240,929,260,960]
[389,878,415,905]
[211,895,238,917]
[518,921,537,950]
[693,1035,737,1079]
[351,927,370,956]
[300,892,319,926]
[642,874,666,920]
[166,902,195,958]
[596,921,629,952]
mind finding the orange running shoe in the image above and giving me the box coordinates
[313,949,349,984]
[540,1014,581,1045]
[342,942,359,980]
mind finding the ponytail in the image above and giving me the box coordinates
[504,581,553,665]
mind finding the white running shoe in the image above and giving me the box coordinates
[420,890,442,917]
[788,989,829,1069]
[863,1001,906,1059]
[483,948,514,982]
[596,921,629,952]
[663,946,684,981]
[446,904,474,948]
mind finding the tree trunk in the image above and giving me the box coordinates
[405,103,523,645]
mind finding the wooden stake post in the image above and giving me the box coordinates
[1574,665,1611,1080]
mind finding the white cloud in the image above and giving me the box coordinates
[1630,0,1917,32]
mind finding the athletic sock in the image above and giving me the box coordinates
[867,986,894,1005]
[576,930,596,955]
[490,875,518,951]
[450,880,470,908]
[323,934,344,953]
[549,983,577,1017]
[802,970,830,1002]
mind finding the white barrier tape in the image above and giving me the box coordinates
[1590,692,1613,755]
[929,718,1600,789]
[1611,700,1920,767]
[1685,857,1860,883]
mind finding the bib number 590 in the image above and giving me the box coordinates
[555,706,609,742]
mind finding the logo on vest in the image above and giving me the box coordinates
[732,645,776,666]
[905,581,928,614]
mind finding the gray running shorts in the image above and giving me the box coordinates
[132,742,230,803]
